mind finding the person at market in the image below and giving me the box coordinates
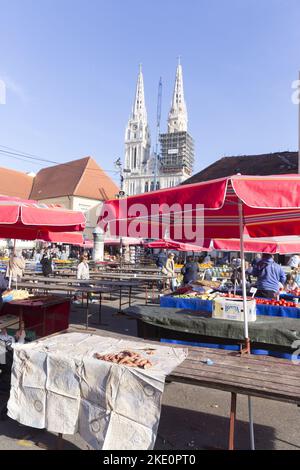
[164,252,176,291]
[284,273,298,292]
[73,255,90,304]
[251,253,286,299]
[251,253,262,268]
[181,256,200,285]
[40,251,53,277]
[7,250,26,282]
[77,254,90,280]
[288,253,300,270]
[156,249,167,269]
[203,253,211,264]
[34,250,42,264]
[60,250,68,261]
[0,272,8,310]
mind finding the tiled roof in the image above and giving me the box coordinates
[30,156,119,200]
[183,151,298,185]
[0,166,34,198]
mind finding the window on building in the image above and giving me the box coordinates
[150,181,154,191]
[133,148,137,168]
[156,182,160,190]
[145,182,149,192]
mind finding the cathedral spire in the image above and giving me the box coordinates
[168,59,188,133]
[132,64,147,122]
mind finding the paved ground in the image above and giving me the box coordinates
[0,292,300,450]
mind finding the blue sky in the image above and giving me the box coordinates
[0,0,299,184]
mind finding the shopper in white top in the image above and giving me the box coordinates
[77,255,90,280]
[288,254,300,269]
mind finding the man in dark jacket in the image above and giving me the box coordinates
[156,250,167,269]
[40,252,53,277]
[252,254,286,298]
[181,256,200,284]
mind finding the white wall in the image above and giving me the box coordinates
[38,196,103,240]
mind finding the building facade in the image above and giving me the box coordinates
[0,157,119,241]
[123,61,195,196]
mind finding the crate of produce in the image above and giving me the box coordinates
[212,297,256,322]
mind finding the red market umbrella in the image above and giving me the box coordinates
[98,173,300,342]
[0,195,85,240]
[98,174,300,241]
[98,174,300,449]
[145,239,209,252]
[79,239,94,248]
[98,174,300,350]
[211,236,300,254]
[104,237,144,246]
[38,231,85,245]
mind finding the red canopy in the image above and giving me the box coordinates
[145,239,209,252]
[0,195,85,240]
[39,232,85,245]
[212,237,300,254]
[98,175,300,242]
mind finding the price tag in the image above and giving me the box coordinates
[250,287,257,298]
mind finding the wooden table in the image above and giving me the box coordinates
[14,283,118,328]
[168,346,300,449]
[3,296,71,337]
[19,277,143,313]
[42,328,300,450]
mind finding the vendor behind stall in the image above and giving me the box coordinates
[252,254,286,299]
[181,256,200,284]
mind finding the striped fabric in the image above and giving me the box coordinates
[98,175,300,242]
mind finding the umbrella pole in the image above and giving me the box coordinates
[8,239,16,289]
[238,201,250,349]
[238,199,255,450]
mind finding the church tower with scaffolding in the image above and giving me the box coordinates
[123,60,194,195]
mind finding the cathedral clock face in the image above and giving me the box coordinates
[133,124,138,130]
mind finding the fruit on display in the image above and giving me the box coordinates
[255,298,297,307]
[289,288,300,297]
[2,289,30,300]
[173,292,219,300]
[199,263,212,269]
[221,293,297,308]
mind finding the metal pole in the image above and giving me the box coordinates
[248,396,255,450]
[238,200,249,343]
[238,199,255,450]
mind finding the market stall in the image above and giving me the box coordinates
[0,195,85,339]
[7,330,187,450]
[125,305,300,359]
[2,295,71,338]
[160,292,300,318]
[98,174,300,449]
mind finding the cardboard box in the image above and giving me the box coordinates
[212,297,257,322]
